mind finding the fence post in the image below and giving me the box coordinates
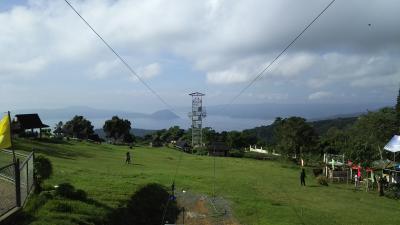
[15,158,21,207]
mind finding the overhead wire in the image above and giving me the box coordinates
[227,0,336,106]
[63,1,186,224]
[210,1,336,223]
[64,0,175,113]
[64,0,337,224]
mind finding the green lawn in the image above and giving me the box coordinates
[7,139,400,225]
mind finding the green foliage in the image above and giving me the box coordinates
[34,155,53,180]
[385,183,400,200]
[103,116,132,142]
[63,115,94,139]
[344,107,397,164]
[14,139,400,225]
[55,183,87,201]
[229,149,245,158]
[274,117,319,158]
[53,121,64,138]
[316,176,329,186]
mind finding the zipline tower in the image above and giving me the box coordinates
[188,92,206,148]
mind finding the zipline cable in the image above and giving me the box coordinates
[227,0,336,106]
[64,0,175,113]
[63,1,186,224]
[210,0,336,222]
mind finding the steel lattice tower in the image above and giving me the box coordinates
[188,92,206,147]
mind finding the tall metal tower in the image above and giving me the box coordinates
[188,92,206,147]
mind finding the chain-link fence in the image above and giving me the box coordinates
[0,150,35,219]
[0,163,17,217]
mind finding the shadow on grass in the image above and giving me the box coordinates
[14,139,92,160]
[106,183,180,225]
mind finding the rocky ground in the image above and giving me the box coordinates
[173,190,240,225]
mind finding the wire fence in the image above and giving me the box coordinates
[0,150,35,219]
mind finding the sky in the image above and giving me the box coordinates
[0,0,399,113]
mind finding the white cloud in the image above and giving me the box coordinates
[308,91,332,100]
[138,63,161,79]
[0,0,399,109]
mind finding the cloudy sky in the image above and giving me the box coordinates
[0,0,399,113]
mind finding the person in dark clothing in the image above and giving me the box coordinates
[126,152,131,164]
[300,169,306,186]
[378,176,385,196]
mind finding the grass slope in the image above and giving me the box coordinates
[7,139,400,225]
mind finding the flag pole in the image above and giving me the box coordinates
[7,111,16,162]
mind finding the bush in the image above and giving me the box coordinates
[34,155,53,180]
[316,176,329,186]
[56,183,76,199]
[385,183,400,200]
[229,149,244,158]
[313,168,323,177]
[34,155,53,193]
[55,183,87,201]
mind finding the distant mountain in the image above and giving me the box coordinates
[149,109,180,120]
[13,106,180,120]
[95,128,157,138]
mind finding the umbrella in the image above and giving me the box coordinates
[384,135,400,162]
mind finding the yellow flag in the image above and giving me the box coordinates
[0,114,12,149]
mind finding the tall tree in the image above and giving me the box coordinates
[274,117,318,158]
[63,116,94,139]
[103,116,132,142]
[345,107,397,164]
[53,121,64,138]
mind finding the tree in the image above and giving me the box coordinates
[320,127,348,155]
[63,116,94,139]
[344,107,397,164]
[203,127,218,144]
[103,116,132,143]
[274,117,318,158]
[54,121,64,138]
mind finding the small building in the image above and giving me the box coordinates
[208,142,230,157]
[13,114,49,138]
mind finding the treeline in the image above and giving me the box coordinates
[52,89,400,166]
[53,115,135,144]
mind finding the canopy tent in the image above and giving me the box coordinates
[384,135,400,163]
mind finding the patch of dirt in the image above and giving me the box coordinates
[0,179,16,216]
[174,190,241,225]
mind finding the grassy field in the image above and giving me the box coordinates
[3,138,400,225]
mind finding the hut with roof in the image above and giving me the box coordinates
[13,114,49,138]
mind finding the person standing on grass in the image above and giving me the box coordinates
[126,151,131,164]
[300,168,306,186]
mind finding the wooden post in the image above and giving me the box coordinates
[15,158,21,207]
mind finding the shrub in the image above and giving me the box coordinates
[317,176,329,186]
[56,183,76,199]
[313,168,323,177]
[385,183,400,200]
[74,189,88,201]
[55,183,87,201]
[229,149,244,158]
[34,155,53,193]
[34,155,53,180]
